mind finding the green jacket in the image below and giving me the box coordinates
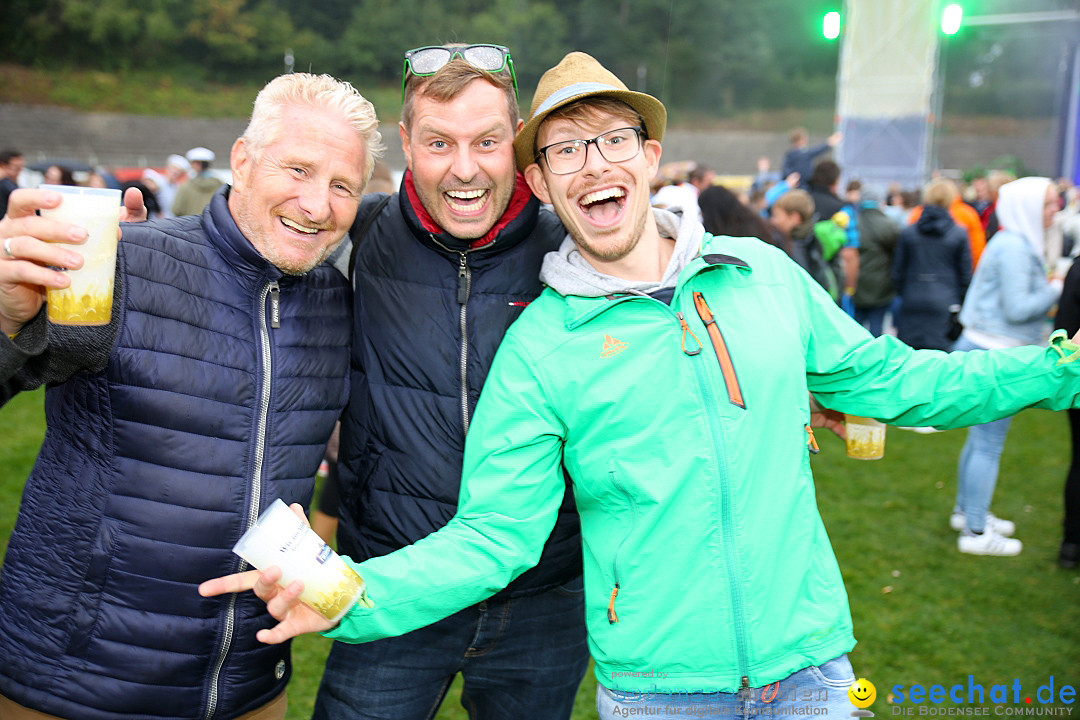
[327,230,1080,694]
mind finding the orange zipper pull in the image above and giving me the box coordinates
[607,584,620,624]
[677,312,702,356]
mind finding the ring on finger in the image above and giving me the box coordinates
[2,237,12,258]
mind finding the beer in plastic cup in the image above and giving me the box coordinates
[39,185,121,325]
[233,499,369,623]
[844,414,886,460]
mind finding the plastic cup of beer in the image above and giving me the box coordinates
[844,414,886,460]
[39,185,121,325]
[233,499,368,623]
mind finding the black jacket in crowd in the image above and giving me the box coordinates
[892,204,972,350]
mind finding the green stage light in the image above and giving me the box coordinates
[942,4,963,35]
[823,11,841,40]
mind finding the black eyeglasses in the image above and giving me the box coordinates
[536,127,646,175]
[402,44,518,99]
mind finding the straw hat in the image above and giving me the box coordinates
[514,52,667,172]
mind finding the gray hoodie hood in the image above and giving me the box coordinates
[539,208,704,298]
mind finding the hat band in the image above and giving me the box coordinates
[532,81,624,119]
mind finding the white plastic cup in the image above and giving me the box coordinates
[844,414,886,460]
[39,185,121,325]
[233,499,368,623]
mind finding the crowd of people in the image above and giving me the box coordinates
[1,42,1080,720]
[0,145,231,221]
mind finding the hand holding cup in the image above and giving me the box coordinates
[37,185,122,325]
[199,501,366,644]
[844,414,886,460]
[198,562,335,645]
[0,186,148,336]
[0,188,89,335]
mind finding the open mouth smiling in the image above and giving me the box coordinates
[444,188,489,214]
[579,186,626,225]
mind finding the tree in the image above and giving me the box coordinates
[468,0,570,95]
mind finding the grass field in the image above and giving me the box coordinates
[2,387,1078,718]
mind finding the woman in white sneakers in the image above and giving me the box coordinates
[951,176,1063,555]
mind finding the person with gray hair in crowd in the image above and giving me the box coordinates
[0,72,382,720]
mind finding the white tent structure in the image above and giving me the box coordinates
[835,0,941,191]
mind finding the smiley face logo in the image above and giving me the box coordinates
[848,678,877,708]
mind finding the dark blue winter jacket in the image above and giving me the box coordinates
[335,172,582,599]
[893,203,972,350]
[0,190,350,719]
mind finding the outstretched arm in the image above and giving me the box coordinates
[201,340,568,646]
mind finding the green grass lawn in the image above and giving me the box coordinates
[2,388,1077,717]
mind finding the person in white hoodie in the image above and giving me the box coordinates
[951,176,1064,555]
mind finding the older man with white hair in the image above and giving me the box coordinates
[0,72,382,720]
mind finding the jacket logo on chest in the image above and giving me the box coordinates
[601,334,629,358]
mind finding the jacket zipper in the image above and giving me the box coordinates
[204,279,278,720]
[682,290,752,689]
[693,291,745,408]
[429,235,474,436]
[607,469,637,624]
[455,252,472,435]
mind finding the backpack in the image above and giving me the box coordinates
[791,226,835,299]
[810,212,851,302]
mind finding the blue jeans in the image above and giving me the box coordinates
[596,654,857,719]
[312,578,588,720]
[855,303,890,337]
[952,336,1013,533]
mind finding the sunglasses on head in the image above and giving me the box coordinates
[402,44,518,100]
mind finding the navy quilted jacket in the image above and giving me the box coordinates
[0,191,351,719]
[335,173,582,598]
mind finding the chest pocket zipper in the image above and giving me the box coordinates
[692,291,746,409]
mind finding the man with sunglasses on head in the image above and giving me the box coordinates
[204,52,1080,716]
[312,43,587,719]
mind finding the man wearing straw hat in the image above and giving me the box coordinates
[203,52,1080,716]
